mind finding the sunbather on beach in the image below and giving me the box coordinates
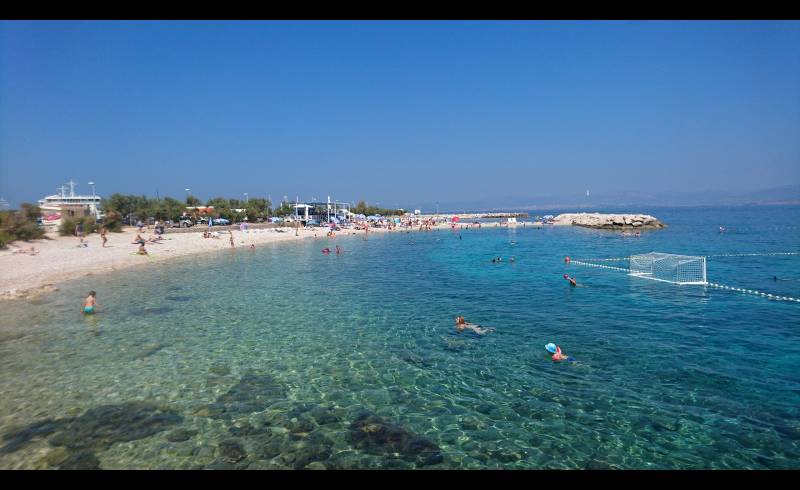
[82,291,100,314]
[455,316,493,335]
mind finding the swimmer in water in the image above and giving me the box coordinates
[250,244,255,250]
[82,291,99,314]
[455,316,494,335]
[564,274,577,286]
[322,247,331,254]
[335,245,341,255]
[545,343,573,362]
[510,257,515,263]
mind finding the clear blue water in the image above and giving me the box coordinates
[1,206,798,469]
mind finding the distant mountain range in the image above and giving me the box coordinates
[419,184,800,213]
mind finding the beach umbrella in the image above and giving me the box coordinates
[452,216,460,222]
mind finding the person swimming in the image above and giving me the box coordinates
[564,274,577,286]
[82,291,99,314]
[545,343,574,362]
[455,316,493,335]
[322,247,331,254]
[335,245,341,255]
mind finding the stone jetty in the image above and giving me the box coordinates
[552,213,666,230]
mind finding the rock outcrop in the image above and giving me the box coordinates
[552,213,666,230]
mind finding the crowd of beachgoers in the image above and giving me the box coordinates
[0,215,498,302]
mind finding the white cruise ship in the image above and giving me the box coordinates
[38,180,103,222]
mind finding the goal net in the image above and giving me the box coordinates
[629,252,707,285]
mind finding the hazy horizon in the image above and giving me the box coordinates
[2,21,799,209]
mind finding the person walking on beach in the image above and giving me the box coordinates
[137,243,149,255]
[137,219,144,233]
[100,226,108,247]
[75,221,85,245]
[82,291,100,314]
[229,231,235,248]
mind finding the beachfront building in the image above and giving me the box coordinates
[292,200,352,225]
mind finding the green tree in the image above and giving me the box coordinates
[186,195,201,206]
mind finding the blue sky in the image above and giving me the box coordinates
[1,21,799,209]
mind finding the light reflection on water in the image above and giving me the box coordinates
[0,206,799,469]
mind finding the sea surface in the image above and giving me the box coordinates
[1,205,799,469]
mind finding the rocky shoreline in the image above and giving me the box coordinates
[552,213,666,230]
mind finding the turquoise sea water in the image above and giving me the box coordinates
[1,206,799,469]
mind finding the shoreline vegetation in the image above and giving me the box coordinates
[1,194,665,302]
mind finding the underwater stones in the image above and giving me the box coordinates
[0,418,59,454]
[50,402,183,451]
[134,342,168,360]
[217,439,246,464]
[205,372,286,420]
[309,405,340,426]
[58,451,101,470]
[141,306,174,316]
[209,363,230,376]
[2,402,182,458]
[43,447,70,466]
[306,461,327,470]
[346,411,443,467]
[288,415,318,435]
[165,295,193,302]
[166,428,198,442]
[395,349,433,368]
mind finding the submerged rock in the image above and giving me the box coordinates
[217,439,246,463]
[346,411,443,467]
[209,363,230,376]
[134,342,169,360]
[166,428,198,442]
[0,402,182,457]
[201,371,286,420]
[58,451,101,470]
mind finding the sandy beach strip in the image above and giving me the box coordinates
[0,223,466,301]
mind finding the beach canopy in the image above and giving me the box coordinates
[452,216,460,222]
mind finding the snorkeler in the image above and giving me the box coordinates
[545,343,574,362]
[455,316,494,335]
[564,274,577,286]
[82,291,99,314]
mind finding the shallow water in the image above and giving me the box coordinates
[1,206,799,469]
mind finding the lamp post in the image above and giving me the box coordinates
[88,182,96,219]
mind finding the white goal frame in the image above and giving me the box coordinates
[629,252,707,285]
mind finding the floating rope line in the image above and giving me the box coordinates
[706,282,800,304]
[569,260,800,304]
[705,252,800,258]
[573,252,799,262]
[569,260,630,272]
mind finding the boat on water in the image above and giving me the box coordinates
[38,180,103,227]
